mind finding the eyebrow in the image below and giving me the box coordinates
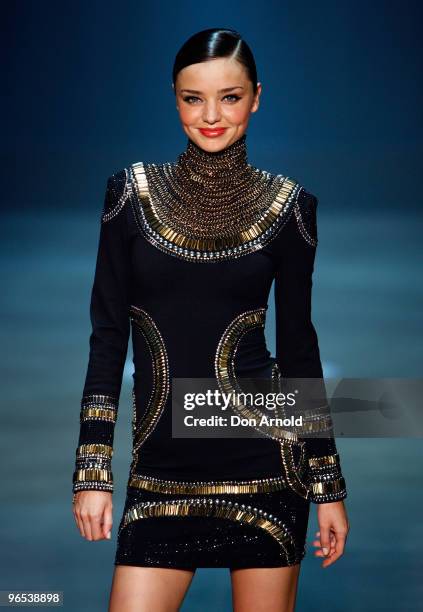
[179,86,244,94]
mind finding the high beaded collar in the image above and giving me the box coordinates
[175,133,250,186]
[137,130,285,235]
[128,133,302,262]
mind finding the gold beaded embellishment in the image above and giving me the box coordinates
[214,308,298,442]
[128,134,302,262]
[307,452,347,502]
[308,453,339,468]
[293,192,317,247]
[101,168,130,223]
[73,395,118,493]
[279,440,310,500]
[310,478,346,498]
[128,473,289,495]
[267,364,344,501]
[213,308,311,500]
[128,305,170,474]
[118,497,297,565]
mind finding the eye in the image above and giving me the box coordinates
[182,94,242,104]
[182,96,202,104]
[223,94,241,102]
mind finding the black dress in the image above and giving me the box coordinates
[72,133,347,569]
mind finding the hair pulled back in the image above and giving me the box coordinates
[172,28,258,94]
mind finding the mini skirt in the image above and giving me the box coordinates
[114,484,310,569]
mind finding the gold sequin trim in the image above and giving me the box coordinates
[214,308,297,442]
[119,497,297,564]
[279,440,310,500]
[129,162,301,262]
[101,168,129,223]
[73,468,113,483]
[129,305,170,472]
[311,477,346,497]
[74,395,117,492]
[128,473,289,494]
[131,388,137,439]
[299,415,334,434]
[308,453,339,469]
[81,393,118,405]
[214,310,310,500]
[293,196,317,247]
[76,443,113,458]
[80,407,117,422]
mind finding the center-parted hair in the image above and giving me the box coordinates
[172,28,258,94]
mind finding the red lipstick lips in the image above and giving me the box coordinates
[198,127,227,138]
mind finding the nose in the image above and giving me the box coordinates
[202,100,221,124]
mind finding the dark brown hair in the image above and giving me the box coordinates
[172,28,258,94]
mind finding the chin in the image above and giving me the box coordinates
[199,138,229,150]
[198,134,240,152]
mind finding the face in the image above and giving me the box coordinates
[173,57,262,152]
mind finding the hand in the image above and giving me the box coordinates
[312,500,349,568]
[72,491,113,541]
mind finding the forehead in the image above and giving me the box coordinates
[176,58,248,91]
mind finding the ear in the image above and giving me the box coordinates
[251,82,262,113]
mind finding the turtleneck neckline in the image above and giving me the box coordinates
[130,131,301,260]
[175,133,249,183]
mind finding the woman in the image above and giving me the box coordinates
[72,28,349,612]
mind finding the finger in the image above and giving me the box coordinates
[102,504,113,540]
[314,545,335,558]
[90,512,105,541]
[319,526,331,557]
[321,533,347,567]
[322,550,342,568]
[312,532,335,547]
[329,530,337,553]
[334,532,347,556]
[80,510,93,541]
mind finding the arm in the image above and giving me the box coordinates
[274,188,347,504]
[72,169,131,495]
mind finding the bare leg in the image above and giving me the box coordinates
[108,566,196,612]
[230,564,302,612]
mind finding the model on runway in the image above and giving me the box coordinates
[72,27,350,612]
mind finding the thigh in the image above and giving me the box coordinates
[230,564,302,612]
[108,565,196,612]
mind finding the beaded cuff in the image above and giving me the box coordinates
[72,395,118,494]
[300,405,347,503]
[306,452,347,503]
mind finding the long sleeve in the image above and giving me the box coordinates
[274,188,347,504]
[72,170,131,494]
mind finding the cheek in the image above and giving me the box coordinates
[222,103,251,124]
[178,105,200,124]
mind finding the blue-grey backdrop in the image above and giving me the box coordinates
[2,1,422,611]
